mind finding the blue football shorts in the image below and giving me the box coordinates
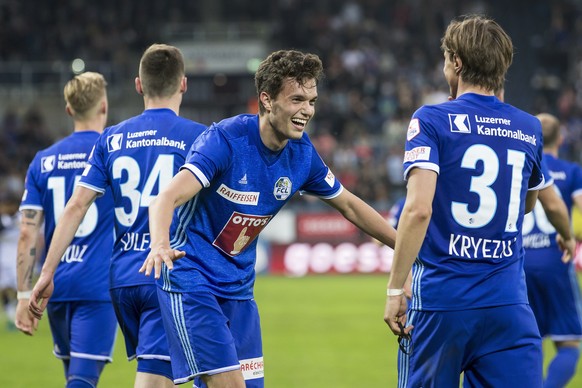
[110,284,173,379]
[398,304,542,387]
[156,288,264,387]
[526,263,582,340]
[47,300,117,362]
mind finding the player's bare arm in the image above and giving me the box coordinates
[384,168,436,336]
[15,208,43,335]
[538,185,575,262]
[29,186,98,319]
[140,169,203,278]
[323,189,397,249]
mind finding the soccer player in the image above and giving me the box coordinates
[15,72,117,387]
[383,15,548,386]
[523,113,582,388]
[29,44,207,388]
[140,49,398,387]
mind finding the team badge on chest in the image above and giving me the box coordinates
[273,177,292,200]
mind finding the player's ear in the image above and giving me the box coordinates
[453,54,462,74]
[180,76,187,94]
[65,104,74,117]
[135,77,143,95]
[259,92,271,112]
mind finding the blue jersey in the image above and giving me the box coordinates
[79,109,206,289]
[403,93,544,311]
[523,153,582,266]
[20,131,114,302]
[162,114,343,299]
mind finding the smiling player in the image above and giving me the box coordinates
[140,49,398,387]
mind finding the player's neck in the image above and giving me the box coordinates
[258,115,288,152]
[74,117,105,134]
[143,95,181,115]
[456,80,494,98]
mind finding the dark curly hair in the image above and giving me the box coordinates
[254,50,324,114]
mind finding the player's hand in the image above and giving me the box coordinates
[140,244,186,279]
[15,299,38,336]
[384,294,413,337]
[28,271,54,320]
[557,235,576,263]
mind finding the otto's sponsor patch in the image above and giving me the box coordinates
[404,147,431,163]
[213,212,272,256]
[239,357,264,380]
[407,118,420,140]
[217,184,260,205]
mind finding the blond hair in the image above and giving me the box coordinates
[537,113,561,148]
[64,72,107,121]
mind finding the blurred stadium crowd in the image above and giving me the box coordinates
[1,0,582,212]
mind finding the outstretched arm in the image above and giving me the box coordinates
[140,169,203,279]
[15,209,43,335]
[323,190,397,249]
[29,186,98,319]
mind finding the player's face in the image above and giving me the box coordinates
[443,52,458,99]
[267,77,318,142]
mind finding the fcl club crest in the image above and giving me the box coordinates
[273,177,292,200]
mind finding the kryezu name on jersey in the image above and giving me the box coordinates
[449,233,515,259]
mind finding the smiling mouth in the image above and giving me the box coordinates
[291,118,307,128]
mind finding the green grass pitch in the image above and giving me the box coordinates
[0,275,580,387]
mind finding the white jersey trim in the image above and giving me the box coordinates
[70,351,113,362]
[136,354,171,361]
[53,351,113,363]
[76,181,106,195]
[182,163,210,187]
[18,204,43,211]
[529,176,546,191]
[299,184,344,200]
[539,176,554,190]
[403,162,439,180]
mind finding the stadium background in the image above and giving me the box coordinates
[1,0,582,386]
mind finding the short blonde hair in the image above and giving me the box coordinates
[537,113,561,147]
[64,72,107,120]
